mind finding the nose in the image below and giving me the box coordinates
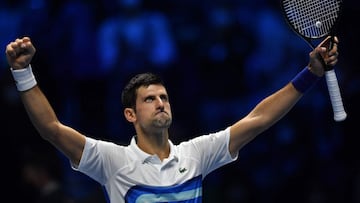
[155,97,165,109]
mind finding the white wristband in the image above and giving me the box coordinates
[11,64,37,91]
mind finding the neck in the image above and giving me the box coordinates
[136,129,170,161]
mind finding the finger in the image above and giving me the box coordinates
[13,38,23,47]
[328,43,338,57]
[19,37,35,53]
[5,42,14,55]
[310,46,324,57]
[328,52,339,61]
[22,36,31,43]
[7,41,21,57]
[328,50,339,58]
[20,37,31,48]
[23,38,35,53]
[15,38,23,47]
[325,51,338,65]
[17,38,28,49]
[327,58,338,66]
[314,46,327,60]
[329,36,338,52]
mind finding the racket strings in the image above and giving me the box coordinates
[283,0,340,38]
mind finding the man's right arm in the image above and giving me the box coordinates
[6,37,85,165]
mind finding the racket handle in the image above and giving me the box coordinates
[325,69,347,121]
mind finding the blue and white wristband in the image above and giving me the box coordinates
[11,64,37,92]
[291,67,320,94]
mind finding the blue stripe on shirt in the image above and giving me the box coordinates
[125,175,203,203]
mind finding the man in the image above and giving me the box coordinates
[6,36,339,202]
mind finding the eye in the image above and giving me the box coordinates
[160,95,169,102]
[145,96,155,103]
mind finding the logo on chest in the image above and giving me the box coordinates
[179,167,187,173]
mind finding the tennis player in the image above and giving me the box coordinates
[6,36,339,202]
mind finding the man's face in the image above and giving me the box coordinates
[134,84,172,129]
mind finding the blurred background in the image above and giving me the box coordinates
[1,0,359,202]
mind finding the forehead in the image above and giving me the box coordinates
[136,84,168,97]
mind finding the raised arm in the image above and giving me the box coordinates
[228,36,339,157]
[5,37,86,165]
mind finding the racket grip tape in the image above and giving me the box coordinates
[325,69,347,121]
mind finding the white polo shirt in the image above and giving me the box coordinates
[73,127,237,203]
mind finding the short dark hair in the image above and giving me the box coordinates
[121,72,165,109]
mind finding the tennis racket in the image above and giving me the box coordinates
[281,0,347,122]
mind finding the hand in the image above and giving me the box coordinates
[308,36,339,76]
[5,37,36,70]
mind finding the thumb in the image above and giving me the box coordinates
[310,46,326,60]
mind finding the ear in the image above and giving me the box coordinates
[124,108,136,122]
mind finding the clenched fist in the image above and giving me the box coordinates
[5,37,36,70]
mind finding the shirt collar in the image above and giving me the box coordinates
[129,136,178,164]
